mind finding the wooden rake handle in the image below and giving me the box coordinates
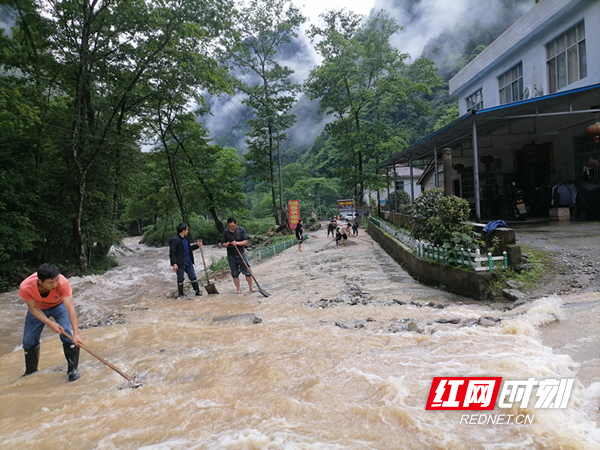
[60,330,135,382]
[198,244,211,284]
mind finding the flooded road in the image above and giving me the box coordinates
[1,226,598,449]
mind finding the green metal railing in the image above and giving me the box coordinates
[249,236,307,261]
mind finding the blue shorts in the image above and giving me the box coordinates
[227,254,251,278]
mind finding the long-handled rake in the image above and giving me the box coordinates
[234,245,270,297]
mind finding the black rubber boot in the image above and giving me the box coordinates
[177,283,185,298]
[22,344,40,377]
[63,343,80,381]
[191,281,202,296]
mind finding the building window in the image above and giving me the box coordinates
[466,89,483,112]
[498,63,523,105]
[395,180,405,191]
[546,21,586,94]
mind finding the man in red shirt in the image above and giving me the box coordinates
[19,263,84,381]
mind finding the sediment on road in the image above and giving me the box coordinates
[367,220,499,301]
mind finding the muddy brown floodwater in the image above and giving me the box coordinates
[0,224,598,449]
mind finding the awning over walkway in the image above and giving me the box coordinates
[376,83,600,169]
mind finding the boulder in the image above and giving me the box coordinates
[211,313,262,325]
[502,288,526,301]
[478,317,497,327]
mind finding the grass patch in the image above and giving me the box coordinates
[487,244,553,298]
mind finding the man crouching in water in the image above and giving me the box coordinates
[19,263,83,381]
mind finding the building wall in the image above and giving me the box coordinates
[366,178,422,206]
[452,0,600,116]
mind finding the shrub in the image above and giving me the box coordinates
[386,190,411,213]
[411,189,473,247]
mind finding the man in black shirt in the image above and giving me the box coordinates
[221,217,254,294]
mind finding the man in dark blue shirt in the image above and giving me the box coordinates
[169,223,202,298]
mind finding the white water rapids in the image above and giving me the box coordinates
[0,226,598,449]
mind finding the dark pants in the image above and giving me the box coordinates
[176,264,198,286]
[227,254,251,278]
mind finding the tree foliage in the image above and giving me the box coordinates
[0,0,234,281]
[305,9,441,204]
[223,0,305,230]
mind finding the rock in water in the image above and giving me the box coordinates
[211,313,262,325]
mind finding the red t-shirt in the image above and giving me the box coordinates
[18,273,73,309]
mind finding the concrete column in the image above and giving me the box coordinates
[472,120,481,221]
[443,148,453,196]
[433,143,439,188]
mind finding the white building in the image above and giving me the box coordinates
[380,0,600,221]
[365,165,424,209]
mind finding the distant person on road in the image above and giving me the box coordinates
[351,221,358,235]
[340,223,351,246]
[335,226,342,246]
[296,220,304,251]
[327,218,337,238]
[221,217,255,294]
[19,263,84,381]
[169,222,203,298]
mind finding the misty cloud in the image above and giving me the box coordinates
[204,0,533,151]
[370,0,533,62]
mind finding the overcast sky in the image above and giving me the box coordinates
[296,0,374,26]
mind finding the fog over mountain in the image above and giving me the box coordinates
[370,0,533,67]
[206,0,534,154]
[1,0,533,156]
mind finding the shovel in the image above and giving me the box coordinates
[60,330,142,388]
[233,245,270,297]
[199,243,219,294]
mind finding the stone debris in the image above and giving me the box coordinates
[211,313,262,325]
[505,280,524,289]
[81,313,126,329]
[434,318,461,324]
[503,288,526,301]
[478,317,498,327]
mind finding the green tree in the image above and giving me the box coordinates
[161,113,245,234]
[223,0,305,231]
[1,0,233,272]
[305,9,440,204]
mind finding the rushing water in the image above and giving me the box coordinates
[1,228,599,449]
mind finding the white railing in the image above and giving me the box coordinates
[417,241,508,271]
[370,217,508,271]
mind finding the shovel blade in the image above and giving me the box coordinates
[258,287,270,297]
[204,282,219,295]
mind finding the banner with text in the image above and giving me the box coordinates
[289,200,300,229]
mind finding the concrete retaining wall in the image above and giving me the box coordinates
[368,222,499,300]
[381,211,521,266]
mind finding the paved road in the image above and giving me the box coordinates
[513,220,600,296]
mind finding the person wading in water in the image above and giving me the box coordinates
[19,263,84,381]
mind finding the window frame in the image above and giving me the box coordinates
[466,89,483,112]
[546,21,586,93]
[498,62,523,105]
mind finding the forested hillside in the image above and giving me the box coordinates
[0,0,533,288]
